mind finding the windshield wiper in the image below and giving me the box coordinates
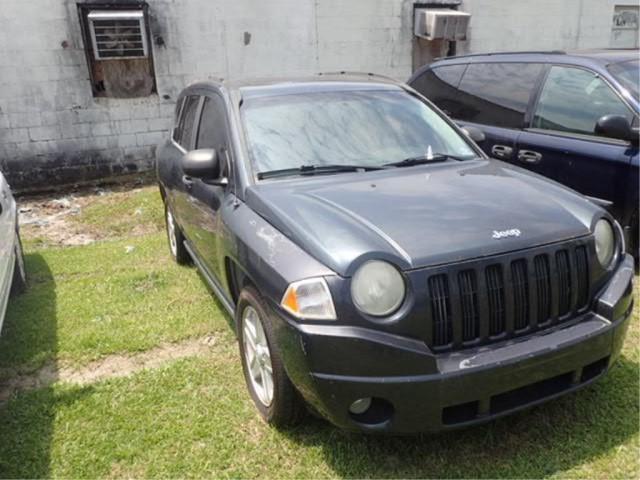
[257,164,387,180]
[384,153,469,168]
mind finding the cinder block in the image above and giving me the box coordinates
[28,125,61,141]
[136,131,165,147]
[115,119,148,134]
[8,112,42,128]
[61,123,92,139]
[74,108,110,124]
[40,111,60,126]
[148,117,171,132]
[0,128,29,143]
[131,103,160,119]
[117,133,138,148]
[91,121,116,137]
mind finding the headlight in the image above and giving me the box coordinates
[351,261,406,316]
[594,219,615,267]
[281,277,336,320]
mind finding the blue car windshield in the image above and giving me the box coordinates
[608,59,639,100]
[240,89,477,176]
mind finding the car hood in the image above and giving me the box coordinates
[245,160,599,276]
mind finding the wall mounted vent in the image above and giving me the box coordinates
[88,10,148,60]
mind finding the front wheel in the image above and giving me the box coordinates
[165,204,190,265]
[237,286,306,428]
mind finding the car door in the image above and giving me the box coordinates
[517,65,637,221]
[410,62,544,163]
[453,62,545,163]
[181,94,231,282]
[0,174,15,329]
[169,95,203,236]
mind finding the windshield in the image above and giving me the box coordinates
[240,90,477,177]
[608,59,639,100]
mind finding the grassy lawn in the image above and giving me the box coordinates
[0,186,638,478]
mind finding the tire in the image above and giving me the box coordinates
[165,203,190,265]
[10,232,26,296]
[237,286,306,428]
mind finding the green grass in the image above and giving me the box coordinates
[0,326,637,478]
[73,186,165,239]
[0,234,226,373]
[0,187,637,478]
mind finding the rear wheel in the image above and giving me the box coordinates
[237,286,306,427]
[165,204,190,265]
[10,233,26,296]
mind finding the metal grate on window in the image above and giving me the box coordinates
[88,10,148,60]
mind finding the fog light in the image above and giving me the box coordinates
[349,397,372,415]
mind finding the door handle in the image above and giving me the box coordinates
[518,150,542,164]
[182,175,194,189]
[491,145,513,160]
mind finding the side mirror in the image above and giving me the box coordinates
[182,149,220,180]
[461,125,486,144]
[595,114,637,143]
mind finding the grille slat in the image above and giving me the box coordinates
[511,260,529,330]
[458,270,479,341]
[429,274,452,347]
[486,265,506,336]
[556,250,572,317]
[534,255,552,325]
[426,243,591,352]
[575,246,589,309]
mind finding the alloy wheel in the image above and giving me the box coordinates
[242,305,274,407]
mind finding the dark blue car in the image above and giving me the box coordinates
[409,50,639,260]
[156,75,634,433]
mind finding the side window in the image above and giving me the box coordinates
[175,96,200,149]
[171,97,185,142]
[456,63,543,128]
[196,95,231,177]
[532,66,633,136]
[411,65,467,118]
[196,96,228,149]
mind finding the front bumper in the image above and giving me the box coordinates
[272,254,635,434]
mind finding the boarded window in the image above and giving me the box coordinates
[78,3,156,98]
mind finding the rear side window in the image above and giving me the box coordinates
[174,96,200,149]
[456,63,543,128]
[411,65,466,118]
[532,66,634,136]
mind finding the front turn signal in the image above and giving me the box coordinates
[280,277,337,320]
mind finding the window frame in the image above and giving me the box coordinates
[525,63,637,144]
[411,64,468,118]
[77,2,157,98]
[174,95,204,151]
[195,93,234,182]
[451,61,546,130]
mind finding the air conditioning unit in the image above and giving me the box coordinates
[414,8,471,41]
[87,10,149,60]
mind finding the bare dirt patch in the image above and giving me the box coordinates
[18,183,162,247]
[19,194,95,246]
[0,335,217,402]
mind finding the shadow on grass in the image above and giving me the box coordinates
[284,355,639,478]
[0,253,63,478]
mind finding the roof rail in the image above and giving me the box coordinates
[435,50,566,61]
[316,71,399,82]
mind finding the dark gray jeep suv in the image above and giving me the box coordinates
[156,74,634,433]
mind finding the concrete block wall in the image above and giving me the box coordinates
[458,0,629,54]
[0,0,633,190]
[0,0,414,190]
